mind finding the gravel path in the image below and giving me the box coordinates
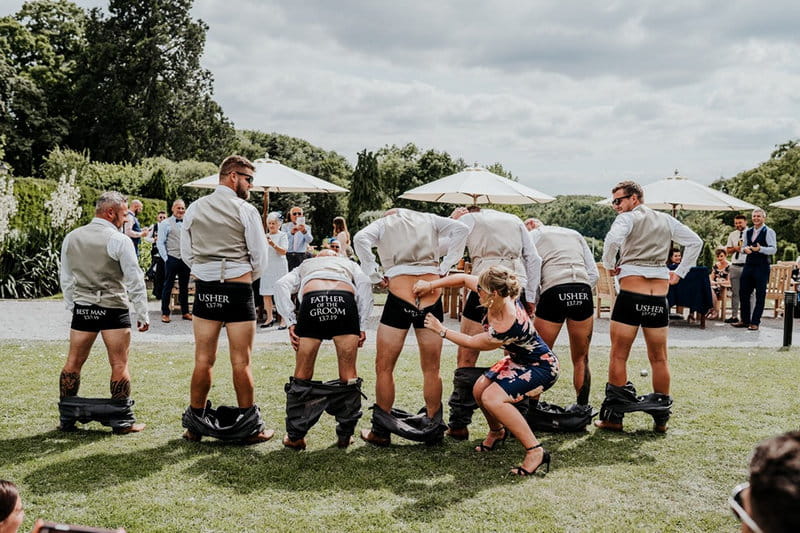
[1,298,794,349]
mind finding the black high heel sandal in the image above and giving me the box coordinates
[475,428,507,452]
[510,443,551,476]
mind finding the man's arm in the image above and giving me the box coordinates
[60,233,75,311]
[180,209,194,268]
[156,220,169,259]
[520,223,541,302]
[759,227,778,256]
[109,234,149,325]
[602,213,633,271]
[434,215,469,274]
[274,270,301,327]
[352,267,375,331]
[353,221,383,284]
[241,203,268,280]
[582,235,600,288]
[669,217,703,279]
[123,213,148,239]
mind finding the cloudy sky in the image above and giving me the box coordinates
[6,1,800,195]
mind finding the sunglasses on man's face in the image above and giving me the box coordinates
[291,212,303,217]
[232,171,254,184]
[729,483,763,533]
[330,245,340,250]
[611,194,632,206]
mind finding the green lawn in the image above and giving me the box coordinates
[1,341,798,532]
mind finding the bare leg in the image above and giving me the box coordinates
[641,326,670,395]
[100,328,133,399]
[61,329,98,397]
[374,324,407,412]
[415,326,443,417]
[262,295,275,324]
[225,320,257,408]
[608,321,638,387]
[332,334,360,382]
[533,317,563,353]
[190,316,222,409]
[566,317,593,405]
[294,337,322,380]
[477,380,545,474]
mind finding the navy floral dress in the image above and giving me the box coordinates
[483,300,560,399]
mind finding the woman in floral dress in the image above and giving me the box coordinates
[413,265,559,477]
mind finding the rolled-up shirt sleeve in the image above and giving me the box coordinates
[109,234,149,324]
[274,270,301,327]
[60,233,75,311]
[602,213,633,270]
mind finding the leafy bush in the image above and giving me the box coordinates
[0,228,61,298]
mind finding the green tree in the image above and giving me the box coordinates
[0,1,84,175]
[526,195,617,239]
[71,0,235,163]
[347,149,382,231]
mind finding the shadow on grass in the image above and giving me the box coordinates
[0,428,112,465]
[21,427,662,525]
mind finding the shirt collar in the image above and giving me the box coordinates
[92,217,121,231]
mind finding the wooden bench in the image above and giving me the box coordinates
[766,264,793,317]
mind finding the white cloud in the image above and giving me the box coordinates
[4,0,799,195]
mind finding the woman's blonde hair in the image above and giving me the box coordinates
[478,265,521,299]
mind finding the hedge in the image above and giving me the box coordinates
[10,177,166,231]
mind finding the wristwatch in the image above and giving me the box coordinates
[439,329,447,338]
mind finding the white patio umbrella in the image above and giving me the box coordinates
[597,172,757,216]
[184,155,348,219]
[770,195,800,211]
[399,166,555,205]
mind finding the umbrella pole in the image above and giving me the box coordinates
[262,190,270,231]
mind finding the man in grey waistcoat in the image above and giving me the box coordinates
[180,155,274,444]
[58,191,150,434]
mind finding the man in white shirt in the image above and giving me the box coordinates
[724,214,749,323]
[443,206,541,441]
[58,191,149,434]
[157,199,191,322]
[528,218,599,409]
[274,249,373,450]
[597,181,701,433]
[354,208,469,445]
[179,155,274,444]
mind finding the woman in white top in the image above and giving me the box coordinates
[260,212,289,328]
[332,216,351,257]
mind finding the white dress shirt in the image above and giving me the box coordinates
[180,186,269,281]
[602,205,702,280]
[353,210,469,284]
[60,218,150,324]
[274,263,374,330]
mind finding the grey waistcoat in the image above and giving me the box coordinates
[189,195,250,265]
[536,226,590,294]
[298,256,356,282]
[619,206,672,268]
[166,217,183,259]
[67,222,128,309]
[468,211,525,279]
[376,210,439,271]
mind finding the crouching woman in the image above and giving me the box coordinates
[413,265,559,476]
